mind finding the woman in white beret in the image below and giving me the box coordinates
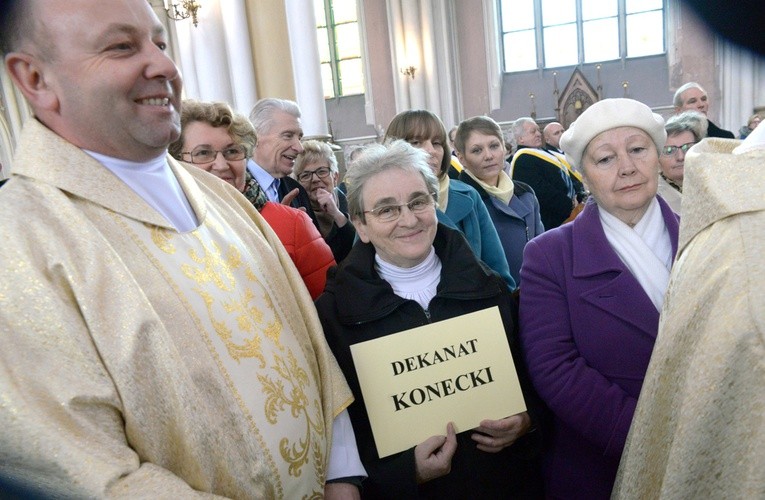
[518,98,680,499]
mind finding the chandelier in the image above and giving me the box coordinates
[165,1,201,27]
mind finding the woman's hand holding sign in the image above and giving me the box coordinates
[471,412,532,453]
[414,422,457,484]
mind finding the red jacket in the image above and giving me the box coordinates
[260,202,335,299]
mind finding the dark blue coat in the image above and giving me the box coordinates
[458,174,543,286]
[437,179,515,289]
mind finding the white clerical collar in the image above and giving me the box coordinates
[84,150,198,232]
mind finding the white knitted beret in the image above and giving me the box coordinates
[560,98,667,169]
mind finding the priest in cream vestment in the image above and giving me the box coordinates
[0,119,357,499]
[613,136,765,498]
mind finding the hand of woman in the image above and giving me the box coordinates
[471,412,531,453]
[414,422,458,484]
[316,187,340,214]
[316,187,348,226]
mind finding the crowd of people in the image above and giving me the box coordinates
[0,0,762,498]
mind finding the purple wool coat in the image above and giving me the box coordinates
[518,196,680,500]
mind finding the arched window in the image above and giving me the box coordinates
[499,0,664,72]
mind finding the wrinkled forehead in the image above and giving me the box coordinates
[39,0,165,46]
[681,87,707,102]
[264,110,302,136]
[585,126,653,154]
[366,168,428,197]
[523,122,540,134]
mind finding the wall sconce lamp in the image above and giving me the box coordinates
[622,81,630,97]
[165,0,201,27]
[400,66,417,80]
[529,92,537,119]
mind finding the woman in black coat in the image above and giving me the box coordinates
[315,140,543,499]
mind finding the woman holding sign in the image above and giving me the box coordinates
[315,140,543,498]
[518,99,680,499]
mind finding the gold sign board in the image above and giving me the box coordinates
[350,307,527,458]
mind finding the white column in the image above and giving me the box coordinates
[284,0,329,136]
[387,0,410,111]
[219,0,259,114]
[482,0,502,113]
[0,63,32,173]
[170,0,258,115]
[386,0,462,121]
[719,40,765,135]
[431,0,462,127]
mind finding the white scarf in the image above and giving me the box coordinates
[375,247,442,310]
[599,198,672,311]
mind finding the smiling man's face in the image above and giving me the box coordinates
[22,0,182,162]
[252,109,304,178]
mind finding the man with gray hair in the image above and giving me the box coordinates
[509,117,584,229]
[673,82,735,139]
[248,98,317,223]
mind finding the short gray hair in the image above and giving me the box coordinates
[294,140,338,177]
[249,98,301,135]
[665,110,708,141]
[673,82,705,108]
[346,140,439,223]
[510,117,537,141]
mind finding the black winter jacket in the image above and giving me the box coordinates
[315,225,543,499]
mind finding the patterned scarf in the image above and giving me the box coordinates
[242,171,268,212]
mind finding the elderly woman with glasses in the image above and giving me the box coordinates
[169,100,335,299]
[518,99,681,499]
[315,140,543,499]
[657,110,708,214]
[293,140,355,263]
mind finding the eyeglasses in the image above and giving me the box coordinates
[297,167,332,182]
[181,144,247,164]
[661,142,696,156]
[363,193,436,223]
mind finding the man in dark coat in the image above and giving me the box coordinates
[247,98,317,225]
[673,82,735,139]
[509,117,579,230]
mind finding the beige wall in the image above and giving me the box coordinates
[668,1,721,119]
[454,0,491,118]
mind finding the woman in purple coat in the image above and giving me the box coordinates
[518,99,680,499]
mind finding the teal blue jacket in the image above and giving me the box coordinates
[436,179,516,290]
